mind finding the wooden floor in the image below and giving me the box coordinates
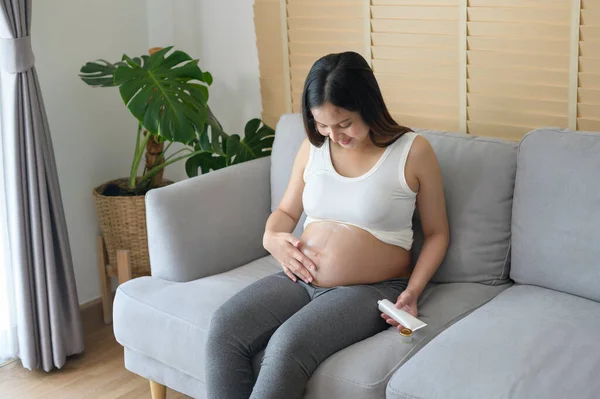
[0,304,190,399]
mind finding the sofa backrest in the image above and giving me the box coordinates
[511,128,600,302]
[271,114,307,237]
[412,130,518,284]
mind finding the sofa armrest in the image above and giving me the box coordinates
[145,157,271,282]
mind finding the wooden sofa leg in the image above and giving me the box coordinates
[97,236,112,324]
[149,380,166,399]
[116,249,132,285]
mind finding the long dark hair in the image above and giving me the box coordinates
[301,51,412,148]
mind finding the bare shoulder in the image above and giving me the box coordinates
[405,135,440,192]
[407,135,439,171]
[290,138,312,176]
[294,138,311,168]
[409,135,435,160]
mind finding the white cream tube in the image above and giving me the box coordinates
[378,299,427,332]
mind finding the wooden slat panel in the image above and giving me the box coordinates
[290,53,327,68]
[468,93,568,116]
[255,23,282,43]
[259,62,284,79]
[580,9,600,25]
[288,28,364,43]
[387,101,459,119]
[257,44,284,68]
[467,37,569,55]
[469,0,569,7]
[373,33,458,48]
[262,112,281,130]
[392,113,460,131]
[373,59,458,77]
[580,26,600,41]
[579,57,600,73]
[371,6,459,20]
[577,118,600,131]
[468,80,568,101]
[373,0,458,5]
[291,79,305,95]
[468,22,569,39]
[291,92,302,108]
[579,73,600,90]
[467,65,568,86]
[579,88,600,105]
[262,99,287,116]
[375,73,457,92]
[467,121,528,141]
[468,107,568,127]
[467,51,569,70]
[287,0,362,3]
[373,46,458,63]
[577,103,600,119]
[254,32,282,51]
[468,7,568,24]
[579,40,600,57]
[381,85,460,105]
[254,2,280,20]
[289,42,363,55]
[288,4,363,18]
[581,0,600,9]
[371,0,459,133]
[288,17,363,31]
[372,19,458,35]
[579,71,600,89]
[290,67,310,84]
[260,77,286,104]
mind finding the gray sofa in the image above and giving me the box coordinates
[113,114,600,398]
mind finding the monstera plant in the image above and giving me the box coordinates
[80,46,274,195]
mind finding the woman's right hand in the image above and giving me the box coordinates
[263,231,316,283]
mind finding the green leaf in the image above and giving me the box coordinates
[79,60,126,87]
[231,120,275,165]
[225,135,241,163]
[203,72,213,85]
[112,47,212,144]
[185,152,227,176]
[244,118,261,137]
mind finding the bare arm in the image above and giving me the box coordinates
[263,139,316,282]
[263,139,310,237]
[407,136,449,297]
[382,136,449,328]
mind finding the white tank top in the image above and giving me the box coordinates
[302,133,418,250]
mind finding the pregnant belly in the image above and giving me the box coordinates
[299,220,412,287]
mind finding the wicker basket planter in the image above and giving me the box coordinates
[93,178,172,278]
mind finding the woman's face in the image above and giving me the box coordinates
[311,102,370,149]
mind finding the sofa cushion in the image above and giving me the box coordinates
[114,256,508,398]
[511,128,600,302]
[113,256,282,383]
[413,130,518,284]
[270,113,307,237]
[387,285,600,399]
[303,281,508,399]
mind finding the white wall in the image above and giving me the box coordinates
[31,0,262,304]
[147,0,262,184]
[32,0,149,304]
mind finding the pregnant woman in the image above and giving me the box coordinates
[205,51,449,399]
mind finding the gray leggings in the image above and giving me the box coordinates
[205,271,408,399]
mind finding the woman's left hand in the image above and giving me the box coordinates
[381,289,419,332]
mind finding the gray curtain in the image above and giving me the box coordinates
[0,0,83,371]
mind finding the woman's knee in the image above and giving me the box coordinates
[262,324,313,369]
[206,300,240,345]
